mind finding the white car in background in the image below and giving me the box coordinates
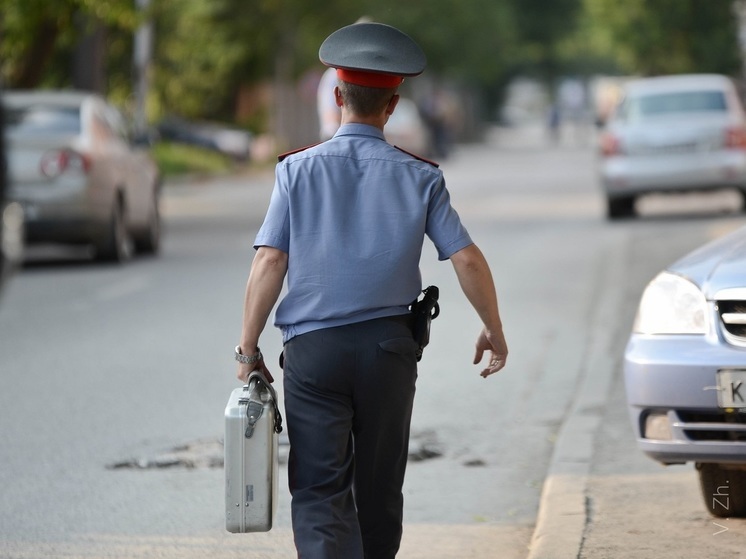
[4,91,162,262]
[598,74,746,219]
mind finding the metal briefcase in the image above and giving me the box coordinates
[225,371,283,533]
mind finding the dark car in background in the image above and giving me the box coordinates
[624,225,746,517]
[599,74,746,219]
[157,116,252,162]
[3,91,162,262]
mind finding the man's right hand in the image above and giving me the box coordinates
[237,359,274,384]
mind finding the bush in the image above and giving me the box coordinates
[150,141,233,177]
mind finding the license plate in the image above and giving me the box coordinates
[716,370,746,409]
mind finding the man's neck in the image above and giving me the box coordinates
[340,112,387,131]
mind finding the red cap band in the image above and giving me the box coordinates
[336,69,404,88]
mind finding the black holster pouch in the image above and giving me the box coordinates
[410,285,440,361]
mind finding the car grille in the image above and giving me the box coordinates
[717,299,746,345]
[676,410,746,442]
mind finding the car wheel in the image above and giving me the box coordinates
[606,195,635,219]
[96,198,133,263]
[134,195,161,255]
[696,463,746,518]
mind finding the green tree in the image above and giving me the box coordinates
[351,0,582,112]
[507,0,583,78]
[584,0,743,76]
[0,0,613,129]
[147,0,362,121]
[151,0,245,118]
[0,0,136,90]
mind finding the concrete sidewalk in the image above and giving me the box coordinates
[525,236,746,559]
[525,231,623,559]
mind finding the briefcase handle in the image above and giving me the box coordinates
[245,371,284,436]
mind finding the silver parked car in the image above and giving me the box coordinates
[1,96,24,289]
[599,74,746,219]
[624,225,746,517]
[3,91,161,261]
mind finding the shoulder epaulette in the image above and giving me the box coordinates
[277,142,322,162]
[394,145,439,168]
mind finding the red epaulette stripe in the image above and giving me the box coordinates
[277,142,322,162]
[394,145,439,167]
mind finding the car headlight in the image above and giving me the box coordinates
[633,272,708,335]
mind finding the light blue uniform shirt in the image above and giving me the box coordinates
[254,123,473,342]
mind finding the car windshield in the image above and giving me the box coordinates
[5,105,81,134]
[621,90,727,121]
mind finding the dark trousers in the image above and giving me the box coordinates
[283,315,418,559]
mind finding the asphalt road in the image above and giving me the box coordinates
[0,124,745,558]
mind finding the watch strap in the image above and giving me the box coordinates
[235,345,263,365]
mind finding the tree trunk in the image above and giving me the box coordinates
[11,19,60,89]
[72,16,107,94]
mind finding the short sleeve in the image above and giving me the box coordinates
[254,163,291,252]
[425,176,473,260]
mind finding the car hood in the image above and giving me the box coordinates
[669,225,746,298]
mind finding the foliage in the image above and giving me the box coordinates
[0,0,137,89]
[1,0,743,129]
[150,0,245,118]
[583,0,743,76]
[355,0,515,84]
[150,141,233,176]
[147,0,361,121]
[0,0,585,119]
[506,0,583,78]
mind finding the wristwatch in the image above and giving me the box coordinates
[235,345,263,365]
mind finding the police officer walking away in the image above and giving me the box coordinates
[236,22,508,559]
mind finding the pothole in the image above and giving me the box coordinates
[107,436,291,470]
[108,430,442,470]
[408,429,444,462]
[107,438,225,470]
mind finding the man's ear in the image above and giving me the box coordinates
[386,94,400,116]
[334,86,343,108]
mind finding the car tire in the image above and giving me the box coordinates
[134,195,161,255]
[696,463,746,518]
[606,195,635,219]
[96,198,133,263]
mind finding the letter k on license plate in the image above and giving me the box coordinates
[716,370,746,409]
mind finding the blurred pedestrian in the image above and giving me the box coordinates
[547,102,560,145]
[420,87,463,159]
[316,16,372,141]
[316,66,341,140]
[236,22,508,559]
[557,77,589,145]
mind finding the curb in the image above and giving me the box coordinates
[526,236,627,559]
[526,406,605,559]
